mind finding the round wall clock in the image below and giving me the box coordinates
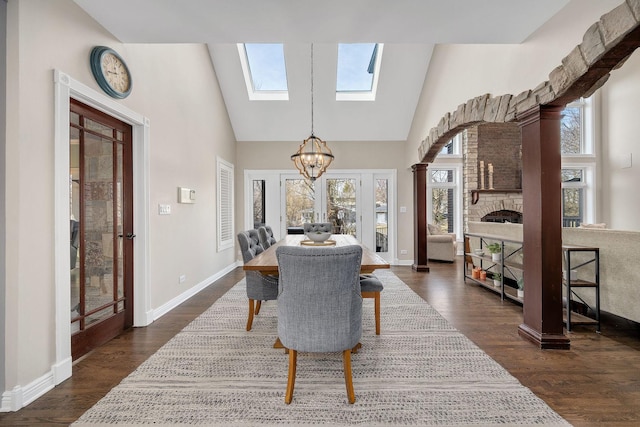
[90,46,132,99]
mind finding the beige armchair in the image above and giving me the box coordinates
[427,224,457,262]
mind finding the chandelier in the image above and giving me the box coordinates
[291,44,334,182]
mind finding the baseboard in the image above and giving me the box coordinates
[1,368,56,412]
[152,261,240,321]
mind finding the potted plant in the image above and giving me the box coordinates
[517,276,524,298]
[493,272,502,287]
[486,243,501,262]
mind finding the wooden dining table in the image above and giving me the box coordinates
[243,233,390,274]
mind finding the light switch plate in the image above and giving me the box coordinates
[158,204,171,215]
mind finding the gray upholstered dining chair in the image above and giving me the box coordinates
[257,225,277,249]
[276,245,363,404]
[302,222,333,234]
[237,230,279,331]
[359,274,383,335]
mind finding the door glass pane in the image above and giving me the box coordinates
[326,178,357,237]
[285,179,315,233]
[375,179,388,253]
[116,143,124,307]
[84,117,114,137]
[70,111,80,126]
[70,126,81,331]
[432,188,454,233]
[252,180,265,229]
[83,133,116,326]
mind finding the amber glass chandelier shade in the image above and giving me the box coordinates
[290,134,334,182]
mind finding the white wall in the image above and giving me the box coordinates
[599,49,640,230]
[405,0,622,167]
[4,0,236,398]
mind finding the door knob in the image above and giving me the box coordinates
[126,233,136,240]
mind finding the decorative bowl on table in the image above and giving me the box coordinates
[306,231,331,243]
[473,249,485,256]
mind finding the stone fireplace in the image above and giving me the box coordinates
[463,123,524,226]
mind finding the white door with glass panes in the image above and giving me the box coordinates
[246,170,395,261]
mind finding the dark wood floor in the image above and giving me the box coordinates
[2,260,639,426]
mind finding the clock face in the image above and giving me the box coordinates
[101,52,131,94]
[90,46,132,99]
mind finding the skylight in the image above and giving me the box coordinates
[238,43,288,100]
[336,43,383,101]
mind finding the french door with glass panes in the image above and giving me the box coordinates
[69,99,134,360]
[281,174,361,238]
[247,170,394,261]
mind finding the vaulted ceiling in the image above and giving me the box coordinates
[74,0,570,142]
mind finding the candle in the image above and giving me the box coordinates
[480,160,484,169]
[488,163,493,174]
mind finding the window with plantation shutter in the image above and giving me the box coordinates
[217,157,234,251]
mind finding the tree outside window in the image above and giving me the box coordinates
[430,169,455,233]
[561,169,584,227]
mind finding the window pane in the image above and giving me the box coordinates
[337,43,377,92]
[244,43,288,91]
[440,139,453,155]
[285,179,315,229]
[562,188,583,227]
[561,106,582,154]
[375,179,388,253]
[562,169,583,183]
[430,169,454,183]
[252,180,265,229]
[432,188,454,233]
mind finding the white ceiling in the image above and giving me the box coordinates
[74,0,570,142]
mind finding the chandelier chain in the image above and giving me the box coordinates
[310,43,314,135]
[290,43,333,182]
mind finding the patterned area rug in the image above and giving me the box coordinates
[73,270,570,426]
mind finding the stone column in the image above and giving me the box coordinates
[517,105,570,349]
[412,163,429,272]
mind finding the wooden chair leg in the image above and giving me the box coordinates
[254,300,262,315]
[246,299,255,331]
[285,349,297,404]
[374,292,381,335]
[362,290,382,335]
[343,349,355,404]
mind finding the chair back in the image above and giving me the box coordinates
[258,226,277,249]
[276,245,362,353]
[238,230,278,301]
[237,229,264,263]
[303,222,333,234]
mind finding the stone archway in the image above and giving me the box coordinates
[412,1,640,348]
